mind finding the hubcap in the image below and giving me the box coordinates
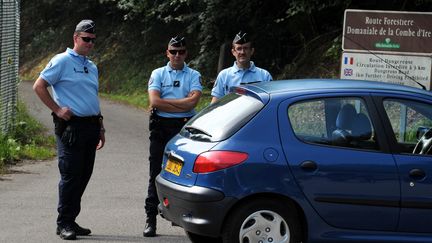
[239,210,290,243]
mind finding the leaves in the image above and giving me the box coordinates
[20,0,432,90]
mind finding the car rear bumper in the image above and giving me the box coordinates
[156,175,236,237]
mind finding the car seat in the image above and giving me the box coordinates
[352,113,372,141]
[332,104,356,146]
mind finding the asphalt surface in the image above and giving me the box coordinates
[0,81,190,242]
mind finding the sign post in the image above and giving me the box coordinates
[341,9,432,90]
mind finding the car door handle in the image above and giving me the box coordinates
[409,168,426,180]
[300,160,317,171]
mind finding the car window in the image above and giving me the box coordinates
[383,99,432,154]
[180,93,264,142]
[288,97,379,151]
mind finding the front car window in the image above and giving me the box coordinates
[180,93,264,142]
[288,97,378,151]
[383,99,432,154]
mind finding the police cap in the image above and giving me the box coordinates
[168,36,186,47]
[233,31,250,44]
[75,19,95,34]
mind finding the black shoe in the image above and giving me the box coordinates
[143,221,157,237]
[72,222,91,236]
[59,227,76,240]
[56,223,91,236]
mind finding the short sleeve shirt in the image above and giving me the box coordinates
[148,62,202,118]
[40,48,100,117]
[211,61,272,99]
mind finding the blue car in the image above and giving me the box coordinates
[156,79,432,243]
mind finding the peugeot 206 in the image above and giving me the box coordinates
[156,79,432,243]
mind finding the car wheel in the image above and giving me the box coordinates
[185,230,222,243]
[222,198,302,243]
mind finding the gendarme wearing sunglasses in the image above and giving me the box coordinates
[33,19,105,241]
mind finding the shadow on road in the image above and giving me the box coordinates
[80,234,188,242]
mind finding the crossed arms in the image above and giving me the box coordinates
[148,90,202,113]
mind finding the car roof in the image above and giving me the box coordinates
[246,79,431,96]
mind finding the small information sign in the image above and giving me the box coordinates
[340,52,431,90]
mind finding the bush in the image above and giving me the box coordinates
[0,136,20,164]
[0,101,55,172]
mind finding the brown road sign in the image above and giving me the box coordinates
[343,9,432,55]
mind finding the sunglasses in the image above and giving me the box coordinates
[80,36,96,43]
[168,49,186,55]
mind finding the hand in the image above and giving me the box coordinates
[97,130,105,150]
[55,107,73,121]
[187,91,196,97]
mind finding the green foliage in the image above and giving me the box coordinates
[102,87,212,112]
[325,36,342,61]
[101,92,149,108]
[21,144,55,160]
[11,102,50,146]
[0,101,55,172]
[20,0,432,100]
[0,136,20,163]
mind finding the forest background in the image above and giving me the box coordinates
[19,0,432,108]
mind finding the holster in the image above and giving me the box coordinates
[61,125,77,147]
[149,108,160,131]
[52,112,67,136]
[52,112,77,147]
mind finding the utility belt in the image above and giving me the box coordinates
[52,113,102,128]
[149,110,190,130]
[52,113,102,146]
[69,115,103,124]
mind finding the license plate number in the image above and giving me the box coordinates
[165,158,183,176]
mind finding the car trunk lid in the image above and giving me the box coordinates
[160,135,218,186]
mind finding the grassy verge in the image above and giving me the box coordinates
[0,101,56,173]
[101,88,213,112]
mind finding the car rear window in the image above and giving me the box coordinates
[179,93,264,142]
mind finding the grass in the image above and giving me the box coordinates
[101,88,213,112]
[0,101,56,173]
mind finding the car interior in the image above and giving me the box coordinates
[331,104,376,150]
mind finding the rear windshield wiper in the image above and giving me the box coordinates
[185,125,213,138]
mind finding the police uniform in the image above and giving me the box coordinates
[144,38,202,236]
[41,46,102,229]
[37,20,102,239]
[41,48,100,116]
[211,61,272,98]
[211,31,272,99]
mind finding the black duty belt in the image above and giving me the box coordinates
[69,115,102,124]
[154,116,191,128]
[157,116,190,123]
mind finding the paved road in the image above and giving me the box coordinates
[0,81,189,242]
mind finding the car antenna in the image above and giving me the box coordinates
[343,35,426,90]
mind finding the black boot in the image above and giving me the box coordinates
[59,226,77,240]
[143,218,157,237]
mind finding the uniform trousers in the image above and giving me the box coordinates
[145,115,188,221]
[56,120,100,228]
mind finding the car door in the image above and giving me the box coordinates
[378,95,432,233]
[279,93,400,231]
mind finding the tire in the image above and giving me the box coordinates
[222,198,302,243]
[185,230,222,243]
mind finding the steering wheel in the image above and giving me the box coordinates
[413,128,432,155]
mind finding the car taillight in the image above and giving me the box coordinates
[193,151,248,173]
